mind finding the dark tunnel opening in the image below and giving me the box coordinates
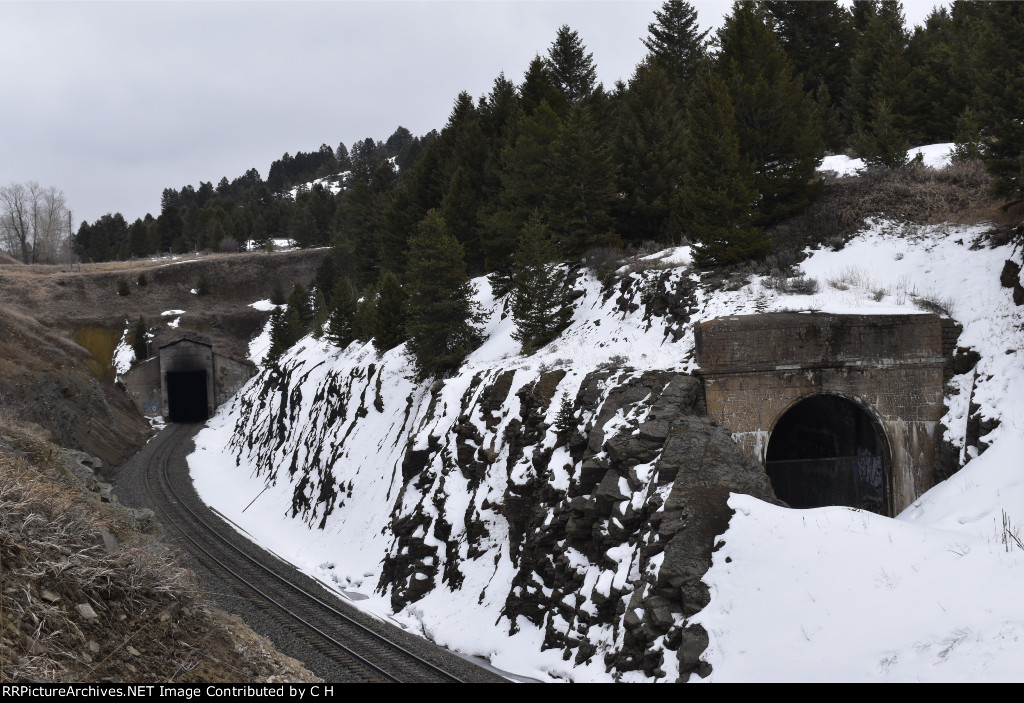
[766,394,891,515]
[166,370,209,423]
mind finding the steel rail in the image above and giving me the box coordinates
[144,423,464,683]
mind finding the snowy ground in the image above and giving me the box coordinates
[185,148,1024,681]
[819,143,954,177]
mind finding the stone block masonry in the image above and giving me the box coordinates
[695,313,947,514]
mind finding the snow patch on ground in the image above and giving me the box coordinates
[112,324,134,378]
[818,143,954,178]
[249,299,278,312]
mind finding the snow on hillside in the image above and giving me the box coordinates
[820,143,956,178]
[188,189,1024,681]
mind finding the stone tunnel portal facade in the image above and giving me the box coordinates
[695,313,947,515]
[159,338,216,422]
[122,336,256,422]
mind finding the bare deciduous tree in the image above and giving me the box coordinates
[0,181,71,264]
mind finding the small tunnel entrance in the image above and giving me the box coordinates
[166,370,209,422]
[766,394,891,515]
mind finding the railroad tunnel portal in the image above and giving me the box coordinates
[695,313,949,515]
[765,393,892,515]
[166,370,210,422]
[122,335,257,422]
[159,337,216,423]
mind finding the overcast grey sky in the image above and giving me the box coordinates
[1,1,943,229]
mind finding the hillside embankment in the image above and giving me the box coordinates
[0,418,320,683]
[0,249,331,682]
[0,248,328,464]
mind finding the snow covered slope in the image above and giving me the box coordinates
[189,210,1023,682]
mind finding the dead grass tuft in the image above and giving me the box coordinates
[0,420,318,683]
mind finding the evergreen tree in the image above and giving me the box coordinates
[905,6,968,144]
[372,270,408,352]
[156,206,183,254]
[311,289,328,340]
[378,186,418,275]
[327,277,358,348]
[127,218,155,258]
[681,63,767,267]
[404,210,482,379]
[510,214,575,354]
[438,91,488,189]
[335,141,352,171]
[287,283,314,334]
[813,80,847,153]
[614,61,688,243]
[203,218,226,251]
[642,0,708,87]
[520,55,567,117]
[971,2,1024,203]
[484,100,564,280]
[553,392,576,445]
[545,103,619,255]
[545,25,597,106]
[476,75,522,217]
[951,107,983,163]
[311,252,340,301]
[269,279,286,306]
[266,307,298,364]
[351,283,377,342]
[332,179,384,286]
[763,1,854,110]
[717,1,824,225]
[844,1,915,144]
[131,317,149,361]
[852,98,909,170]
[440,167,483,275]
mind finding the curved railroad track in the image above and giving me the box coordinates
[131,422,505,684]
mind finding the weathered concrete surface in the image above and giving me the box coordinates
[122,356,162,417]
[695,312,947,514]
[159,337,216,419]
[213,352,256,407]
[122,345,253,417]
[122,336,255,419]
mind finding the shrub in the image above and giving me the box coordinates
[581,245,627,271]
[136,273,147,286]
[116,279,130,296]
[913,293,954,317]
[270,280,286,306]
[219,236,239,253]
[788,275,819,295]
[765,274,819,295]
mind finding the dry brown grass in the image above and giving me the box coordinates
[0,308,151,465]
[769,159,1002,258]
[0,248,327,363]
[0,420,319,683]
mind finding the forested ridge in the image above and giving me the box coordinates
[71,0,1024,378]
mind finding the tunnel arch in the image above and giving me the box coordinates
[765,393,893,516]
[159,338,215,423]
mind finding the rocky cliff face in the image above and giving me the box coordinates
[226,316,778,679]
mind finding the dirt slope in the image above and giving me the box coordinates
[0,248,327,463]
[0,419,319,683]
